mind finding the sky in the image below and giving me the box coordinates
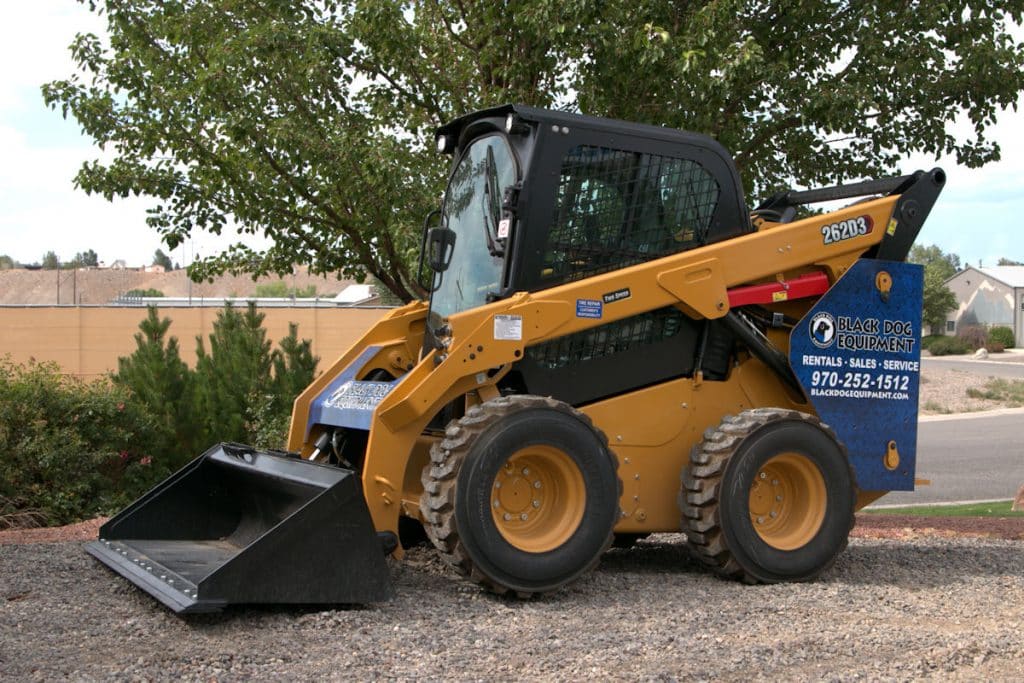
[1,2,1023,270]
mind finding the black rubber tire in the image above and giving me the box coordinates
[420,395,621,596]
[680,408,855,584]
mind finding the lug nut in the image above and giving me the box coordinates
[503,513,512,521]
[776,495,783,502]
[493,500,501,508]
[494,481,501,489]
[769,511,777,518]
[532,500,540,508]
[759,472,767,480]
[772,479,779,486]
[522,467,530,476]
[520,513,528,521]
[757,516,765,524]
[533,481,541,489]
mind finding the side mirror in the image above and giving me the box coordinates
[427,226,457,273]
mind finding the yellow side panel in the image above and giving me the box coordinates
[583,358,806,533]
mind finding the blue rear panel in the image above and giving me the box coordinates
[789,259,923,491]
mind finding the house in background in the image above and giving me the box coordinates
[944,266,1024,344]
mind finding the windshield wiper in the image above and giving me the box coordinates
[481,146,505,257]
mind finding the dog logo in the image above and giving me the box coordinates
[810,312,836,348]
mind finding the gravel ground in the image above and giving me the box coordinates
[2,533,1022,681]
[2,359,1021,680]
[919,349,1024,414]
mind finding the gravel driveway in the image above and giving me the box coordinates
[2,534,1021,681]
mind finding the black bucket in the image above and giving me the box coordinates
[86,443,393,613]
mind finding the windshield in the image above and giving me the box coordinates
[429,134,517,321]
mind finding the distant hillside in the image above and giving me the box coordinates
[0,267,356,305]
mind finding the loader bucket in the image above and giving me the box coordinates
[86,443,393,613]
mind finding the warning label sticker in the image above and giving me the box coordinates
[494,314,523,341]
[576,299,603,319]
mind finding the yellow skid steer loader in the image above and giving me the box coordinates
[88,105,944,612]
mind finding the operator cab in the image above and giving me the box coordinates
[425,105,752,405]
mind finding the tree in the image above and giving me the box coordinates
[192,303,274,446]
[253,281,318,298]
[124,288,164,298]
[113,304,319,454]
[997,258,1023,266]
[909,244,960,334]
[44,1,1024,302]
[112,307,196,463]
[909,244,961,281]
[152,249,173,271]
[66,249,99,268]
[0,255,16,270]
[41,251,60,270]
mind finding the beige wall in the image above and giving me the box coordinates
[0,306,389,378]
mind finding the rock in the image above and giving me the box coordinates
[973,348,989,359]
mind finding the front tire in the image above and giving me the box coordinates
[680,408,855,583]
[420,395,621,596]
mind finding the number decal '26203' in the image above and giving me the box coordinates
[821,215,873,245]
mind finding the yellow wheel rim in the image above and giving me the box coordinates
[748,453,827,550]
[490,445,586,553]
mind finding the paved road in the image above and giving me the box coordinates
[873,410,1024,506]
[923,355,1024,380]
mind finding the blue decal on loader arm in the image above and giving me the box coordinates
[789,260,923,491]
[306,346,398,436]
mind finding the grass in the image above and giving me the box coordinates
[965,377,1024,407]
[865,500,1023,517]
[921,399,950,414]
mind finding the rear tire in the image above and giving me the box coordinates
[420,395,621,596]
[680,408,855,583]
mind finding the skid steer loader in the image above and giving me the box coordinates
[88,105,945,612]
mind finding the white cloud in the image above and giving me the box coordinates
[0,1,105,112]
[0,2,271,267]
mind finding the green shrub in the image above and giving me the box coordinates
[1,304,320,528]
[0,358,169,526]
[920,335,943,351]
[987,326,1015,349]
[124,288,164,297]
[928,336,972,356]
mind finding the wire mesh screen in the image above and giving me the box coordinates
[541,145,721,284]
[526,306,689,370]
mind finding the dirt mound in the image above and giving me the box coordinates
[0,267,353,305]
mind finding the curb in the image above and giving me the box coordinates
[919,406,1024,422]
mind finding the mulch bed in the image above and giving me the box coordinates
[852,513,1024,541]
